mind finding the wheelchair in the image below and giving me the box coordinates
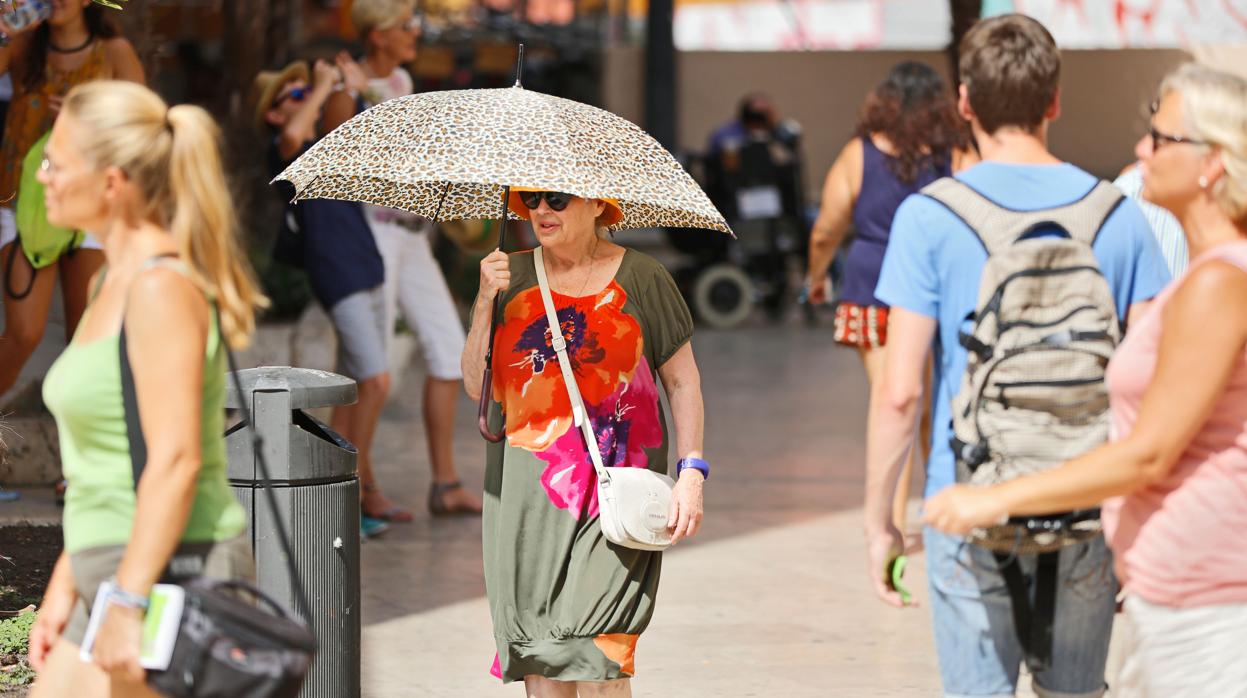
[666,129,811,329]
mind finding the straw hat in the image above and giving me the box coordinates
[250,60,310,131]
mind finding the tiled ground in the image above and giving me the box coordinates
[356,313,954,696]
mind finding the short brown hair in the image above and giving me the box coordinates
[958,14,1060,135]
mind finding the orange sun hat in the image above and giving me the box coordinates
[506,187,625,228]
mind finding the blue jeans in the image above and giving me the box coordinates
[924,527,1117,698]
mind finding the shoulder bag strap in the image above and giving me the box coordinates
[119,255,315,627]
[533,246,612,487]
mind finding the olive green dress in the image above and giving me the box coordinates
[482,248,693,683]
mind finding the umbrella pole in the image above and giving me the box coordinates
[477,185,511,443]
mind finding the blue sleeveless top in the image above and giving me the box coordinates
[840,136,950,307]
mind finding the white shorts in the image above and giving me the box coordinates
[0,207,103,252]
[1117,595,1247,697]
[371,218,466,381]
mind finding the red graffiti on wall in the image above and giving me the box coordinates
[1223,0,1247,31]
[1113,0,1164,43]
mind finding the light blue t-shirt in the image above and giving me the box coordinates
[876,162,1171,498]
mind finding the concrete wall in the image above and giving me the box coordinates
[604,47,1191,196]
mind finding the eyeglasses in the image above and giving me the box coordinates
[1146,99,1209,152]
[274,86,308,108]
[1149,126,1208,152]
[519,191,573,211]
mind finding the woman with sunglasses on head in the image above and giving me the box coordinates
[463,191,707,696]
[342,0,482,521]
[255,56,398,539]
[25,80,265,696]
[925,64,1247,695]
[0,0,143,398]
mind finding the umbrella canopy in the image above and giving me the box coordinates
[274,85,731,235]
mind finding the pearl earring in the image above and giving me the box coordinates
[1199,176,1209,189]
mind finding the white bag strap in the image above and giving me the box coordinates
[533,247,613,487]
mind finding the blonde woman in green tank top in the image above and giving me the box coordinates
[25,81,266,697]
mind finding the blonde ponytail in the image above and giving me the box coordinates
[164,104,267,347]
[64,81,267,348]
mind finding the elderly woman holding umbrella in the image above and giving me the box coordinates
[273,59,725,694]
[462,189,708,695]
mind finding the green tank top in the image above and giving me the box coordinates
[42,261,246,554]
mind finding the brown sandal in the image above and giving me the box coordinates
[428,481,482,517]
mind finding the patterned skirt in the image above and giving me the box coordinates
[833,301,888,349]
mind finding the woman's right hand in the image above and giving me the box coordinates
[805,275,832,305]
[478,249,510,304]
[28,576,77,670]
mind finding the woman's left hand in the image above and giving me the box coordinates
[91,602,146,684]
[667,470,704,544]
[923,484,1007,536]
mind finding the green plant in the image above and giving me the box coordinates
[0,661,34,687]
[0,609,35,688]
[0,610,33,656]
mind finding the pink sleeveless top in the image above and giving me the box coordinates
[1102,240,1247,608]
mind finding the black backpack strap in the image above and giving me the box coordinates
[993,550,1060,674]
[1030,551,1060,672]
[119,326,148,489]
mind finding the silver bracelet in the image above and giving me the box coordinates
[105,579,149,611]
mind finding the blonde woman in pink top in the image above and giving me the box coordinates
[925,63,1247,697]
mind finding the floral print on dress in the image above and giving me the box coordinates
[493,280,662,519]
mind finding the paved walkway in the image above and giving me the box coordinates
[359,314,951,696]
[1,304,1125,695]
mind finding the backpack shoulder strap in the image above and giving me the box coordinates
[1033,180,1125,246]
[921,177,1126,254]
[920,178,1022,255]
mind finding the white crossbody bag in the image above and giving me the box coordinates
[533,247,675,551]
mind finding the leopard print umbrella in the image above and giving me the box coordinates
[274,86,732,235]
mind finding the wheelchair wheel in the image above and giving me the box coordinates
[691,263,754,329]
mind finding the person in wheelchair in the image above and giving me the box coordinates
[666,94,806,328]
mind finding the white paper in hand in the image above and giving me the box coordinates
[79,581,185,671]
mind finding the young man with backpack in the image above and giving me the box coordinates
[863,14,1169,697]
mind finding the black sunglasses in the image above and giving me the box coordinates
[519,191,573,211]
[274,86,308,108]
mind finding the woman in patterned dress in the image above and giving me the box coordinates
[463,190,707,697]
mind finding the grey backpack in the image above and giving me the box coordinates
[923,178,1126,555]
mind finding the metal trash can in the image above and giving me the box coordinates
[225,366,360,698]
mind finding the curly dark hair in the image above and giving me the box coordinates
[20,5,120,94]
[855,61,969,184]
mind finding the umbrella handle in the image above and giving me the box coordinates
[478,367,505,443]
[478,184,511,443]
